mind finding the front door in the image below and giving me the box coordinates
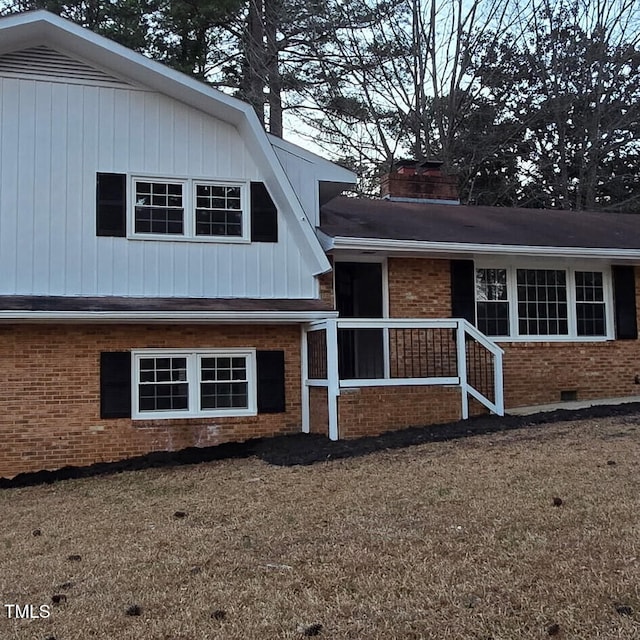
[334,261,384,379]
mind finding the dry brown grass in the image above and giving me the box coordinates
[1,415,639,639]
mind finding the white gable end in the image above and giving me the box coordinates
[0,10,352,299]
[0,74,314,298]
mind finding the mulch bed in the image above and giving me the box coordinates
[3,402,640,489]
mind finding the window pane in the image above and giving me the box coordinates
[138,357,189,412]
[477,301,509,336]
[135,181,184,235]
[199,355,248,410]
[195,183,243,237]
[577,302,606,336]
[476,269,509,336]
[516,269,568,335]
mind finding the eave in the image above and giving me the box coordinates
[319,232,640,263]
[0,310,338,324]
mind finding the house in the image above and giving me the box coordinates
[0,10,354,478]
[2,11,640,479]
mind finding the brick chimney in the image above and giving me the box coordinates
[380,160,459,204]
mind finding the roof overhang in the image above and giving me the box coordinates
[0,310,338,324]
[319,232,640,262]
[0,10,332,275]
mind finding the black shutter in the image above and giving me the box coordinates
[450,259,476,324]
[100,352,132,418]
[613,265,638,340]
[96,173,127,237]
[256,350,286,413]
[250,182,278,243]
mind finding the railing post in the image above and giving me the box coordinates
[301,325,310,433]
[456,320,469,420]
[494,348,504,416]
[326,318,340,440]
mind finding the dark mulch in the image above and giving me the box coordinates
[2,402,640,489]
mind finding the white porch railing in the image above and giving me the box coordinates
[301,318,504,440]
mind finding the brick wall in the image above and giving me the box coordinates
[338,385,461,438]
[318,257,640,436]
[502,341,640,407]
[0,324,302,478]
[308,387,329,435]
[388,257,451,318]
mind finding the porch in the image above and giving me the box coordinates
[302,318,504,440]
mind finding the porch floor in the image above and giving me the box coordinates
[507,395,640,416]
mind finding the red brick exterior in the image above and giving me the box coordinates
[317,257,640,439]
[338,386,461,438]
[386,258,640,409]
[380,172,459,201]
[388,257,451,318]
[0,324,302,478]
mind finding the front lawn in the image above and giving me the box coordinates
[1,414,639,639]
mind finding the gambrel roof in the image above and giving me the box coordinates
[0,10,342,275]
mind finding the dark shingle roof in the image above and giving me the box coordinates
[0,296,331,313]
[320,197,640,249]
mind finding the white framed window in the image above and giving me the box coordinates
[475,263,613,340]
[131,177,249,242]
[132,349,257,419]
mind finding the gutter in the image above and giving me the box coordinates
[0,310,339,324]
[319,232,640,261]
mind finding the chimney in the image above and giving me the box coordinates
[380,160,460,204]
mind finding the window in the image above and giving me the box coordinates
[475,265,611,340]
[133,350,256,419]
[516,269,568,335]
[131,178,248,241]
[476,268,509,336]
[195,184,242,237]
[135,181,184,235]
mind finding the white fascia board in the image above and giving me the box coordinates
[0,310,339,324]
[0,11,330,275]
[324,235,640,261]
[268,134,357,184]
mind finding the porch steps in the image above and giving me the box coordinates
[507,395,640,416]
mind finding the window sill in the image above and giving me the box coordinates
[127,234,251,244]
[133,408,257,420]
[493,336,613,345]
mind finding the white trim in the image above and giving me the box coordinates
[321,233,640,261]
[129,175,250,243]
[300,325,310,433]
[340,376,459,388]
[132,348,256,420]
[475,262,614,341]
[0,310,339,324]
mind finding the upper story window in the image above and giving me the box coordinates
[195,184,242,237]
[475,265,612,340]
[134,181,184,235]
[131,177,248,242]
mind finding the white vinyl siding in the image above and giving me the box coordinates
[0,76,314,298]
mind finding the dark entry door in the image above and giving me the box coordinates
[334,261,384,379]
